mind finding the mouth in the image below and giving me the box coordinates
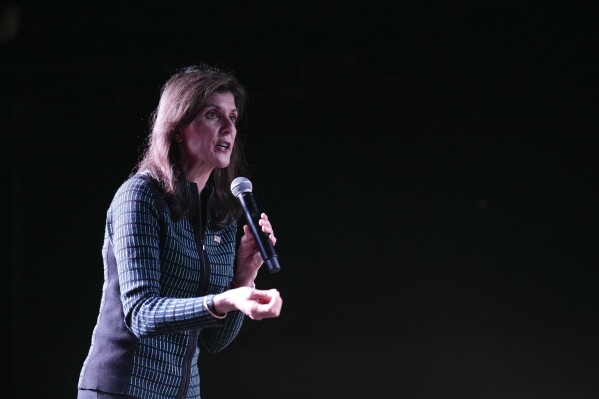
[216,141,231,150]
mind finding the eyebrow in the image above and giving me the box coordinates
[203,103,238,113]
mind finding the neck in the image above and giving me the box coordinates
[181,164,213,193]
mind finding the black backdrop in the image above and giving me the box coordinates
[4,2,598,398]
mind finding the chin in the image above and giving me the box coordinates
[216,160,231,169]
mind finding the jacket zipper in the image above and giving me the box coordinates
[178,184,213,398]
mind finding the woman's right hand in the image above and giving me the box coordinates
[213,286,282,320]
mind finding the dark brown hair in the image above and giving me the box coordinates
[134,64,247,225]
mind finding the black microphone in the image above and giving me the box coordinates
[231,177,281,273]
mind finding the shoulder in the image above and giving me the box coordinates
[111,174,159,210]
[117,173,154,194]
[107,175,164,233]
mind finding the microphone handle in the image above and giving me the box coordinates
[238,192,281,273]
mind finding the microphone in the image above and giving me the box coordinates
[231,177,281,273]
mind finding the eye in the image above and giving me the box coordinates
[206,110,218,119]
[229,114,238,124]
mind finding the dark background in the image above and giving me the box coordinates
[4,2,598,398]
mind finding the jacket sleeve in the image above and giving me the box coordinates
[109,177,224,338]
[199,309,245,353]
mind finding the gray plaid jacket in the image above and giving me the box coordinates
[78,174,244,398]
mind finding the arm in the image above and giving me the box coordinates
[216,214,282,319]
[199,214,283,352]
[199,286,282,354]
[213,286,282,320]
[111,177,224,337]
[206,213,282,320]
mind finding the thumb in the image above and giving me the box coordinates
[250,289,275,304]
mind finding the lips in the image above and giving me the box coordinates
[216,141,231,150]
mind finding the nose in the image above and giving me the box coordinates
[221,118,236,135]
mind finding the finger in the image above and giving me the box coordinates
[261,224,274,235]
[240,225,258,245]
[258,221,276,242]
[249,289,272,302]
[259,220,275,237]
[254,218,277,245]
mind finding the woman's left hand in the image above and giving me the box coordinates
[234,213,277,286]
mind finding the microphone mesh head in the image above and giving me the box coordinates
[231,177,253,197]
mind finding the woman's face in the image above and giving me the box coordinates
[177,91,238,174]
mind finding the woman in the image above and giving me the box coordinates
[78,64,283,399]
